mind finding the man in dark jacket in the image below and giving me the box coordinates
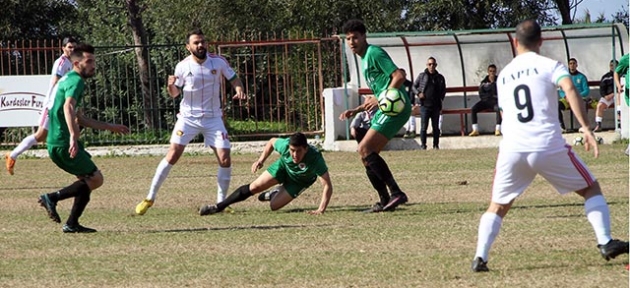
[412,57,446,149]
[469,64,502,136]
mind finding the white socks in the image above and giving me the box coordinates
[495,124,501,131]
[10,135,38,159]
[595,116,603,123]
[438,114,443,131]
[475,212,503,262]
[472,124,479,132]
[216,166,232,203]
[584,195,612,245]
[146,158,173,201]
[408,116,416,132]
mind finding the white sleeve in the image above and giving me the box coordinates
[551,61,570,85]
[174,63,184,87]
[221,60,237,81]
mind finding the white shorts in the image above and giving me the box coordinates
[170,115,231,149]
[491,145,596,204]
[598,96,614,108]
[38,108,50,130]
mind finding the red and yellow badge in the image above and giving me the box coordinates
[176,130,184,136]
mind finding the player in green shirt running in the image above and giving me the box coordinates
[199,132,333,215]
[338,19,411,213]
[38,44,129,233]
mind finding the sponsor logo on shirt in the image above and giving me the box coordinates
[176,130,184,136]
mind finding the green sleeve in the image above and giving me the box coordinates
[273,137,289,154]
[370,47,398,81]
[65,77,85,105]
[615,54,629,75]
[313,154,328,176]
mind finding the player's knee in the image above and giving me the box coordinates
[85,171,104,190]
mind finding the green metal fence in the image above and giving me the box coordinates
[0,37,343,147]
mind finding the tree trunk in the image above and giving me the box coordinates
[125,0,155,129]
[555,0,573,24]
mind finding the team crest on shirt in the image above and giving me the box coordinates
[176,130,184,136]
[211,69,217,75]
[298,163,306,170]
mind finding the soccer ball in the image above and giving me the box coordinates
[378,88,406,116]
[596,136,604,145]
[573,136,584,146]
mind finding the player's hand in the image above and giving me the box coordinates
[307,209,324,215]
[338,109,356,120]
[232,90,247,100]
[363,95,378,111]
[618,85,624,94]
[68,139,78,159]
[581,128,599,158]
[251,160,264,173]
[167,75,177,86]
[108,124,130,134]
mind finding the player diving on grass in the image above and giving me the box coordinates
[199,132,333,215]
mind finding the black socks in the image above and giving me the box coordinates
[363,152,401,194]
[217,184,252,212]
[365,166,389,205]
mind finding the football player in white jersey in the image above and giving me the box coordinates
[135,28,246,215]
[471,20,628,272]
[5,37,76,175]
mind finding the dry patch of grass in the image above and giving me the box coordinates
[0,145,627,287]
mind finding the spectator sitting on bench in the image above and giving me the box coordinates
[469,64,502,136]
[558,57,593,132]
[594,59,618,132]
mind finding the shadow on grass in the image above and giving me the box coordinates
[146,223,331,234]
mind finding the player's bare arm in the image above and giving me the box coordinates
[252,138,278,173]
[229,78,247,100]
[339,95,378,120]
[388,68,406,90]
[62,97,81,158]
[558,77,599,157]
[166,75,180,98]
[76,109,130,135]
[308,171,333,215]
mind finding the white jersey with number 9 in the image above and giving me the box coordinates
[497,52,571,152]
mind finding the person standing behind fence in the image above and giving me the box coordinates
[469,64,502,136]
[413,57,446,149]
[338,19,411,213]
[135,28,247,215]
[557,57,591,132]
[471,20,628,272]
[594,60,618,132]
[39,44,130,233]
[5,37,77,175]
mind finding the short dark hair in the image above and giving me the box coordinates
[569,58,578,63]
[289,132,308,148]
[70,43,95,60]
[488,64,497,70]
[62,37,77,47]
[342,19,366,35]
[186,28,204,43]
[611,59,619,65]
[515,19,541,49]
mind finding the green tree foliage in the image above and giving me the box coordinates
[0,0,79,40]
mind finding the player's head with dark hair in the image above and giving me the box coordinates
[343,19,368,56]
[62,37,77,47]
[70,44,96,78]
[186,28,204,43]
[186,28,207,60]
[515,19,542,50]
[61,37,77,57]
[488,64,497,70]
[288,132,309,163]
[342,19,366,35]
[289,132,308,148]
[610,59,619,71]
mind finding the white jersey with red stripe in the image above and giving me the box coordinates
[173,54,237,118]
[44,55,73,110]
[497,52,571,152]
